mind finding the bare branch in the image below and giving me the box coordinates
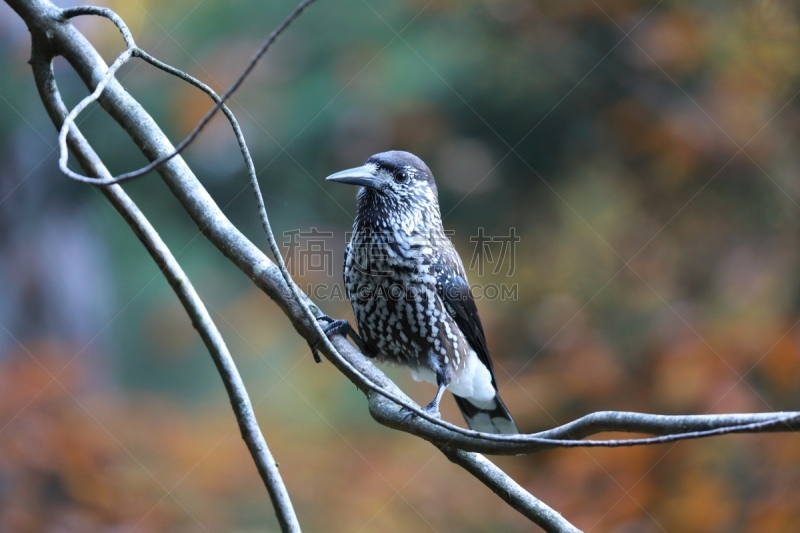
[531,410,800,440]
[367,389,800,452]
[440,447,582,533]
[57,46,133,182]
[51,0,318,185]
[62,6,135,47]
[13,6,300,532]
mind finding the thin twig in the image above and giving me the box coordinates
[57,46,133,182]
[62,5,135,47]
[54,0,318,185]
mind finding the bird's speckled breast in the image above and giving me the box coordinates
[344,226,471,373]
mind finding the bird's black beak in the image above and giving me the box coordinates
[325,165,380,189]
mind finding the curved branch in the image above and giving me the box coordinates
[62,5,135,47]
[57,46,133,182]
[368,390,800,453]
[440,447,581,533]
[531,410,800,440]
[19,11,300,533]
[53,0,318,185]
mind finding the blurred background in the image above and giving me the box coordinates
[2,0,800,531]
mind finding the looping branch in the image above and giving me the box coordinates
[62,5,135,47]
[57,45,132,183]
[52,0,318,185]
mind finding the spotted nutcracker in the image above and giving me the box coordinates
[321,150,518,434]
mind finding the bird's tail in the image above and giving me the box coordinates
[454,394,518,434]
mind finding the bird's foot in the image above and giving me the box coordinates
[317,315,352,336]
[422,400,443,419]
[311,315,371,363]
[400,400,442,425]
[310,314,347,363]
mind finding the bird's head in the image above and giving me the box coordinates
[326,151,439,222]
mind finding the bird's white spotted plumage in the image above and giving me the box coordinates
[329,150,518,434]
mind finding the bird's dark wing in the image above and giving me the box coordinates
[435,258,519,434]
[434,262,498,390]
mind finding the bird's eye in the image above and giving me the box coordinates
[394,170,409,183]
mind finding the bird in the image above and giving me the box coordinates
[320,150,518,434]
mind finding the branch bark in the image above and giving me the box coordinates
[440,447,581,533]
